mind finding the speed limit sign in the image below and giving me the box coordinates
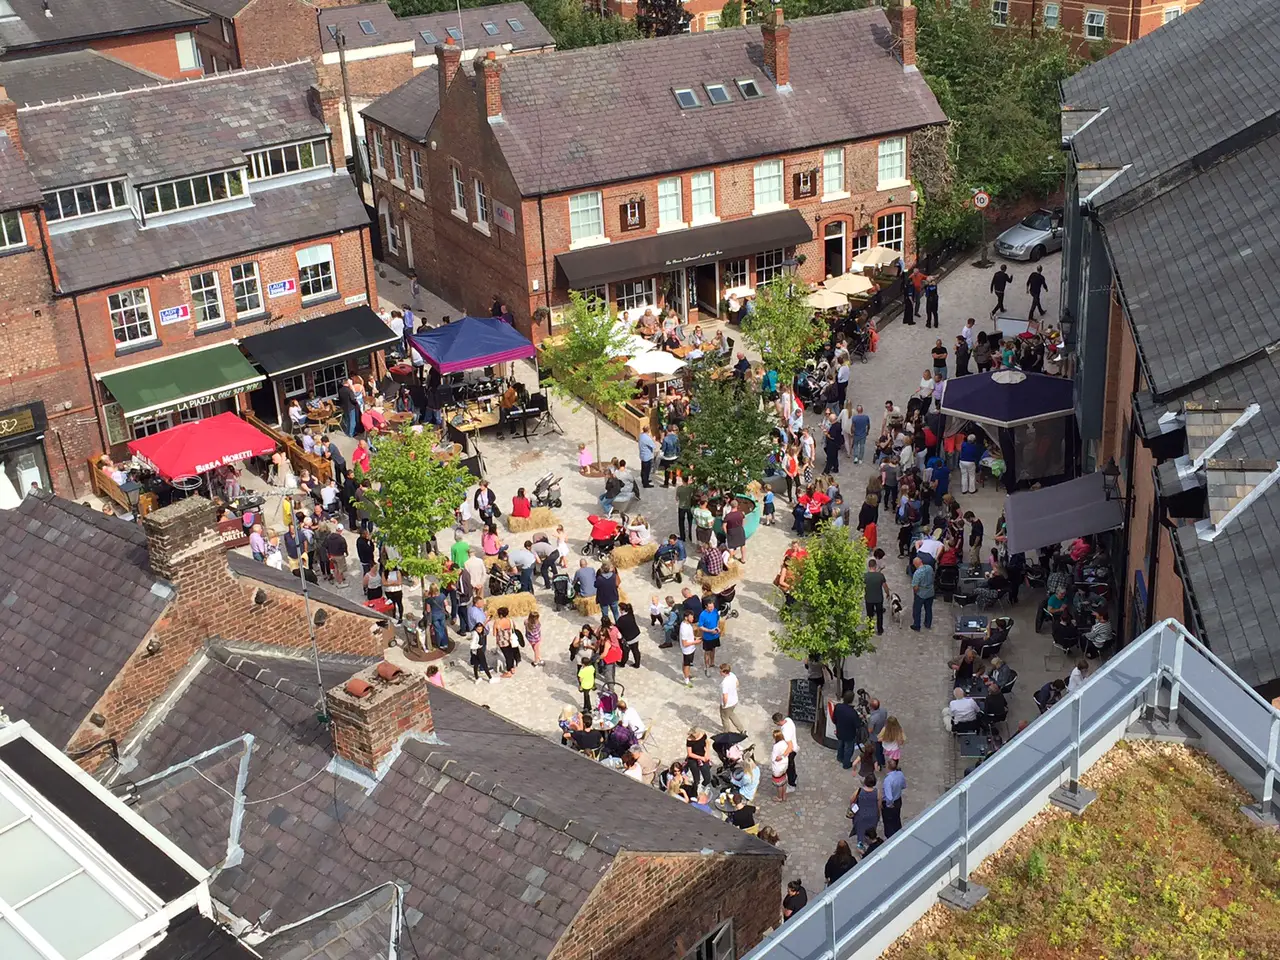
[973,190,991,210]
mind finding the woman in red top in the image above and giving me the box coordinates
[862,521,877,552]
[599,617,624,685]
[511,487,532,518]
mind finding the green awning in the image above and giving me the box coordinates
[100,344,264,419]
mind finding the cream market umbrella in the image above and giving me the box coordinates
[852,245,902,268]
[824,273,875,296]
[806,288,849,310]
[607,334,657,358]
[626,350,687,377]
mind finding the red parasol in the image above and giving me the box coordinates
[127,412,277,482]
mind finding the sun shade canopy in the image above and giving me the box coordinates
[408,316,536,373]
[238,306,398,376]
[127,413,277,481]
[1002,472,1125,554]
[939,370,1075,428]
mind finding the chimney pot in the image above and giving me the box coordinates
[376,661,403,682]
[345,677,373,698]
[486,50,496,60]
[762,8,791,91]
[329,665,434,772]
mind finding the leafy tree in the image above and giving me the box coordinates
[361,426,474,585]
[678,369,775,493]
[740,275,820,390]
[636,0,689,36]
[720,0,742,26]
[772,521,875,681]
[540,292,638,460]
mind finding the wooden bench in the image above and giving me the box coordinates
[243,412,332,484]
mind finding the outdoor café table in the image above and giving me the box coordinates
[386,411,413,427]
[960,677,989,702]
[957,733,998,760]
[954,614,988,645]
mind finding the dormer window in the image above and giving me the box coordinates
[736,78,762,100]
[139,169,245,216]
[674,88,700,109]
[42,178,128,222]
[247,139,330,181]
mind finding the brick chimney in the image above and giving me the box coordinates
[436,38,461,105]
[478,50,502,124]
[762,8,790,92]
[0,86,24,159]
[327,662,434,772]
[887,0,917,70]
[143,496,226,594]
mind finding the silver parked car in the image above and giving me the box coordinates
[995,208,1063,262]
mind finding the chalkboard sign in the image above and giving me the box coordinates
[788,678,818,726]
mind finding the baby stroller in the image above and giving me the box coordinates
[551,571,576,610]
[580,535,617,560]
[651,546,684,587]
[487,566,523,596]
[532,472,563,509]
[850,328,872,363]
[793,369,824,405]
[709,732,752,790]
[716,582,741,619]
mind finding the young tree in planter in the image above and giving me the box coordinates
[772,521,875,687]
[361,426,474,589]
[740,275,821,392]
[679,369,775,494]
[540,291,637,460]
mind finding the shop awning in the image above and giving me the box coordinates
[238,306,398,377]
[555,209,813,289]
[127,412,277,482]
[1003,473,1125,554]
[100,344,264,419]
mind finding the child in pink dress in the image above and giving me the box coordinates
[577,443,594,474]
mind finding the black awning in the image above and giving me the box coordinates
[556,209,813,289]
[1002,473,1125,554]
[238,306,398,377]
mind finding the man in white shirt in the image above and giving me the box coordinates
[836,360,851,405]
[678,611,697,688]
[463,552,487,598]
[1068,659,1089,694]
[319,480,339,512]
[949,687,981,728]
[773,711,799,788]
[960,317,976,347]
[719,663,742,733]
[915,534,944,564]
[619,699,646,738]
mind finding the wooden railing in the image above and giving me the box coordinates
[242,412,332,484]
[87,458,131,512]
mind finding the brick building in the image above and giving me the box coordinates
[0,0,209,79]
[0,61,387,496]
[985,0,1200,52]
[604,0,732,33]
[365,3,945,342]
[182,0,332,74]
[1060,0,1280,694]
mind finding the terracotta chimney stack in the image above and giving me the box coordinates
[0,86,23,159]
[478,50,502,123]
[327,662,434,772]
[887,0,918,70]
[762,8,790,92]
[437,38,462,105]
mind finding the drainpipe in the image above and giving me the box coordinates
[72,295,108,452]
[537,195,552,339]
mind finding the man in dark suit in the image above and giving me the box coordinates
[832,691,867,769]
[337,379,359,437]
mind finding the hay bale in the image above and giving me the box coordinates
[506,508,559,534]
[483,555,508,570]
[573,588,629,617]
[612,541,658,569]
[483,592,539,618]
[699,566,742,593]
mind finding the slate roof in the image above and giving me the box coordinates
[404,3,554,55]
[1062,0,1280,209]
[484,9,944,195]
[0,493,170,747]
[18,61,327,189]
[227,552,391,622]
[48,173,368,293]
[181,0,254,20]
[254,886,399,960]
[0,49,162,105]
[120,646,779,959]
[360,68,441,143]
[0,133,43,211]
[318,1,406,52]
[0,0,205,50]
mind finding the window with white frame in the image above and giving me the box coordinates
[1044,2,1060,28]
[451,165,467,214]
[578,284,607,304]
[221,17,231,42]
[132,414,171,439]
[691,171,715,222]
[230,261,262,317]
[190,271,224,326]
[705,12,721,29]
[755,248,785,286]
[371,128,385,172]
[282,373,307,398]
[568,191,605,244]
[296,244,335,301]
[657,177,683,229]
[877,137,907,188]
[139,170,245,216]
[682,921,735,960]
[615,278,655,313]
[391,142,404,182]
[176,31,199,70]
[109,288,155,345]
[411,150,423,191]
[723,258,747,290]
[822,147,845,197]
[313,360,347,400]
[1085,9,1106,39]
[753,160,784,209]
[474,179,491,224]
[42,179,128,222]
[1163,6,1180,21]
[876,211,905,251]
[852,232,870,257]
[247,139,329,180]
[991,0,1009,25]
[0,210,25,250]
[177,402,215,424]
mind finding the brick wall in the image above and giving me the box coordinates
[325,52,415,101]
[89,29,203,79]
[66,496,390,769]
[550,851,783,960]
[194,14,240,71]
[368,124,435,289]
[998,0,1201,52]
[327,663,433,770]
[235,0,323,68]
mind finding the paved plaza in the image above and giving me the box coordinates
[258,252,1069,893]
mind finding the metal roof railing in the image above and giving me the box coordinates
[745,618,1280,960]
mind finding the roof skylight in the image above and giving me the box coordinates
[446,26,463,40]
[736,78,763,99]
[482,20,499,35]
[674,88,701,109]
[507,18,525,31]
[420,29,438,44]
[705,83,731,105]
[358,19,376,35]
